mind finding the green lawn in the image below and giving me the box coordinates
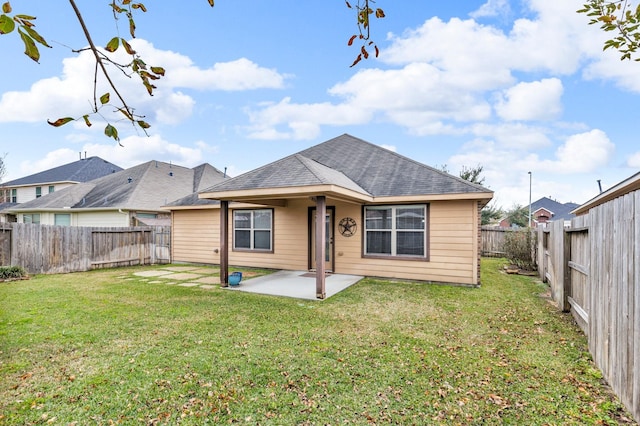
[0,259,635,425]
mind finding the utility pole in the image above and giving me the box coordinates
[528,171,532,227]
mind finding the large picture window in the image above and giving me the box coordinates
[364,205,427,258]
[233,209,273,251]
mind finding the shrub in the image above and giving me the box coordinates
[503,229,537,271]
[0,266,28,280]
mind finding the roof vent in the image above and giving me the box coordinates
[169,171,173,177]
[127,177,132,183]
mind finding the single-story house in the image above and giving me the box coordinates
[6,161,226,227]
[166,134,493,296]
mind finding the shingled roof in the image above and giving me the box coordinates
[9,161,226,212]
[2,156,122,186]
[200,134,492,201]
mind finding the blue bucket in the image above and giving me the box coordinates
[228,272,242,286]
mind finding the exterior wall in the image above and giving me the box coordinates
[172,209,220,264]
[331,199,478,285]
[18,210,129,227]
[170,198,481,285]
[76,211,130,227]
[10,183,74,204]
[228,199,310,271]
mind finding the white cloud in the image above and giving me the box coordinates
[542,129,615,173]
[495,78,564,121]
[470,0,511,19]
[626,152,640,167]
[18,134,211,177]
[0,39,289,128]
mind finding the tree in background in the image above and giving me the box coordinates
[505,204,530,228]
[459,164,485,186]
[481,201,503,226]
[0,153,6,184]
[579,0,640,61]
[0,1,384,141]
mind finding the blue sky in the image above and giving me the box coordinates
[1,0,639,209]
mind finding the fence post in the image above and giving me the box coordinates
[562,227,571,312]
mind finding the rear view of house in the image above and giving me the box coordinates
[168,134,493,292]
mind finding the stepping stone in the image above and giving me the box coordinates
[191,268,219,274]
[195,276,220,284]
[148,280,163,284]
[199,285,216,290]
[134,270,173,277]
[158,273,202,280]
[178,282,199,287]
[163,266,199,272]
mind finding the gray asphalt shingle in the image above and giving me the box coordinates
[202,134,491,197]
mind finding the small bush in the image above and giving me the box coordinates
[503,229,537,271]
[0,266,28,280]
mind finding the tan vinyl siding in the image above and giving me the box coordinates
[332,200,478,285]
[229,199,309,270]
[170,198,481,285]
[172,209,220,264]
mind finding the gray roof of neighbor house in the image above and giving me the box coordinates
[531,197,580,222]
[7,161,227,212]
[2,156,122,187]
[200,134,492,199]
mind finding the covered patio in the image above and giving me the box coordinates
[225,270,364,300]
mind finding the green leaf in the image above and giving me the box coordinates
[0,14,15,34]
[99,92,110,105]
[20,24,50,47]
[82,115,92,127]
[105,37,119,52]
[104,124,120,142]
[137,120,150,129]
[47,117,74,127]
[2,2,11,13]
[18,27,39,62]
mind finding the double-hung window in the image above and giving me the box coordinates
[233,209,273,251]
[35,187,42,198]
[364,205,427,258]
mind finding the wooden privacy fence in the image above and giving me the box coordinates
[481,226,512,257]
[0,223,170,274]
[539,190,640,422]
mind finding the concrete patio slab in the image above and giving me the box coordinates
[226,270,363,300]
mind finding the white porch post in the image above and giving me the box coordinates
[315,195,326,299]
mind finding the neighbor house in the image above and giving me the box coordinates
[166,134,493,295]
[6,161,226,227]
[529,197,579,227]
[0,155,122,222]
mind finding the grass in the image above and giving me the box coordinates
[0,259,635,425]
